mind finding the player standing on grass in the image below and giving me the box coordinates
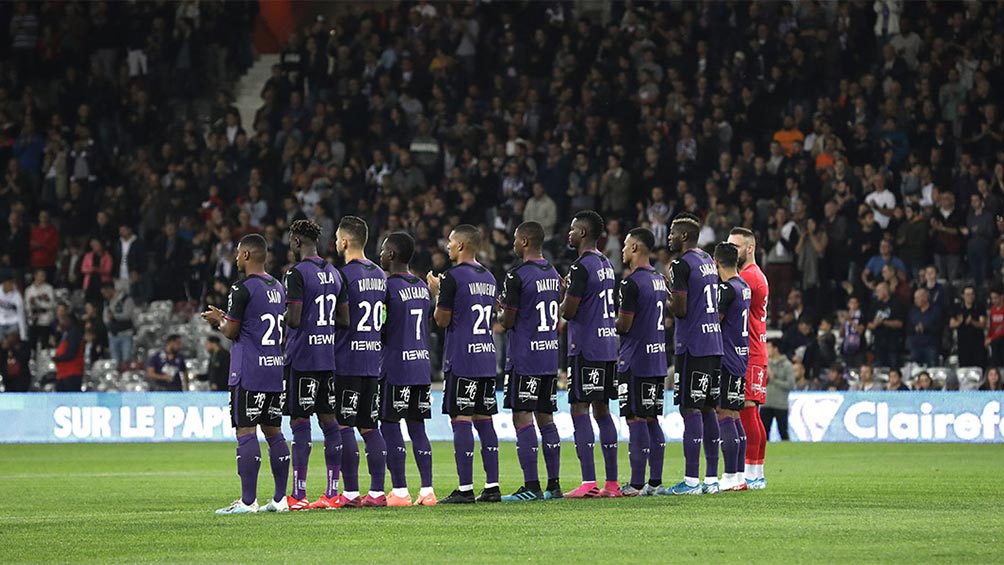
[562,211,621,499]
[667,213,724,496]
[713,242,752,492]
[498,221,564,502]
[427,224,502,505]
[282,219,348,510]
[728,227,770,489]
[615,228,670,497]
[378,232,437,507]
[202,234,291,514]
[333,216,389,507]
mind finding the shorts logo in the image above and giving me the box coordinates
[549,378,557,405]
[582,367,603,394]
[483,387,497,410]
[341,390,359,418]
[268,396,283,420]
[457,378,477,410]
[299,377,319,409]
[518,376,540,402]
[246,392,265,419]
[393,386,411,412]
[641,382,659,408]
[690,371,709,402]
[727,376,744,404]
[327,377,337,408]
[418,389,432,414]
[370,390,380,422]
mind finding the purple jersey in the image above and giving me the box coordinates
[226,274,286,392]
[566,250,617,362]
[669,248,724,357]
[718,275,751,376]
[500,259,561,375]
[283,257,343,372]
[617,266,669,377]
[381,272,432,386]
[437,262,497,379]
[146,349,187,390]
[334,259,387,377]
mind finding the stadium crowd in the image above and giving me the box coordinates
[2,0,1004,394]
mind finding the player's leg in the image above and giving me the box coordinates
[472,379,500,502]
[286,368,314,509]
[701,364,722,493]
[408,386,436,506]
[381,416,409,506]
[716,408,740,490]
[333,375,362,506]
[568,400,600,496]
[261,393,291,512]
[671,355,705,494]
[536,374,562,499]
[593,400,620,496]
[439,373,476,504]
[645,416,665,494]
[217,386,261,514]
[307,412,343,508]
[358,379,387,507]
[506,409,542,501]
[620,371,650,496]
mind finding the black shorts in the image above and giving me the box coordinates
[617,371,665,419]
[567,355,617,403]
[230,385,283,428]
[381,383,433,421]
[503,373,558,413]
[284,367,336,418]
[673,353,722,410]
[719,368,746,411]
[442,372,499,418]
[334,375,381,429]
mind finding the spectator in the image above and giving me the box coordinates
[773,115,804,157]
[866,281,905,368]
[101,281,135,366]
[53,308,84,392]
[202,336,230,391]
[765,207,798,323]
[81,238,113,303]
[886,368,909,391]
[861,240,906,291]
[919,265,948,316]
[930,191,964,281]
[822,365,850,392]
[851,364,883,391]
[523,182,557,239]
[29,210,58,280]
[598,153,630,215]
[986,288,1004,367]
[907,288,941,367]
[913,371,935,391]
[0,273,28,341]
[864,175,896,230]
[840,295,866,368]
[112,224,146,282]
[979,367,1003,391]
[145,334,188,391]
[895,204,928,279]
[949,286,987,368]
[24,269,55,351]
[963,193,994,284]
[2,211,30,276]
[763,339,794,441]
[0,329,31,392]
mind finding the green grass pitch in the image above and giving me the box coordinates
[1,441,1001,563]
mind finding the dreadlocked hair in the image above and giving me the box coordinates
[290,219,322,242]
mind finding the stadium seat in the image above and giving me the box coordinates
[956,368,983,391]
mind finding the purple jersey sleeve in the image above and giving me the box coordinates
[225,282,250,322]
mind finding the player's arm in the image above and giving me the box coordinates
[203,283,249,341]
[560,263,587,320]
[145,362,168,382]
[430,271,455,328]
[283,268,304,329]
[498,271,522,330]
[668,259,690,319]
[615,278,638,335]
[717,282,735,322]
[334,268,350,327]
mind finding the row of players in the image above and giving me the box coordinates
[201,210,770,513]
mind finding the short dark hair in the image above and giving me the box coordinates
[730,226,755,243]
[167,334,182,343]
[384,232,415,264]
[452,224,481,248]
[206,336,221,345]
[672,212,701,241]
[238,233,268,262]
[714,241,739,268]
[572,210,604,240]
[338,216,369,247]
[516,221,545,249]
[290,219,322,243]
[627,227,655,251]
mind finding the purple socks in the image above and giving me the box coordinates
[516,423,540,484]
[540,423,561,483]
[719,417,739,475]
[407,420,433,488]
[597,414,618,482]
[646,420,665,486]
[290,421,311,500]
[322,421,342,498]
[237,433,260,505]
[340,427,360,493]
[452,420,475,486]
[361,428,387,493]
[703,410,720,480]
[628,421,651,488]
[682,411,704,479]
[572,413,596,482]
[382,421,407,489]
[266,433,290,502]
[735,417,747,475]
[473,418,499,485]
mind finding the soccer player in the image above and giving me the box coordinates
[282,219,348,510]
[615,228,670,497]
[378,232,436,507]
[667,213,724,496]
[498,221,563,502]
[427,224,501,504]
[728,227,770,489]
[202,234,291,514]
[713,242,752,492]
[561,210,621,498]
[333,216,388,507]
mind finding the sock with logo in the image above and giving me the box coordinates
[361,428,387,494]
[452,420,475,487]
[596,414,619,483]
[321,421,342,497]
[628,420,650,489]
[719,417,739,476]
[407,420,433,489]
[515,423,540,485]
[473,418,500,485]
[381,421,407,489]
[290,421,311,500]
[646,420,665,486]
[572,413,596,483]
[539,422,561,484]
[683,411,704,482]
[703,410,720,480]
[266,433,290,502]
[340,427,360,494]
[237,433,260,506]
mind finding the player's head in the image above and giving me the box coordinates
[336,216,368,257]
[447,224,480,262]
[568,210,604,249]
[289,219,322,261]
[727,227,756,268]
[166,334,182,353]
[514,221,545,260]
[714,241,740,277]
[668,212,701,253]
[236,233,267,273]
[622,227,655,268]
[380,231,415,271]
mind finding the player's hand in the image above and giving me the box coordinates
[426,272,441,294]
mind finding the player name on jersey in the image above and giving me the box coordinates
[468,282,496,296]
